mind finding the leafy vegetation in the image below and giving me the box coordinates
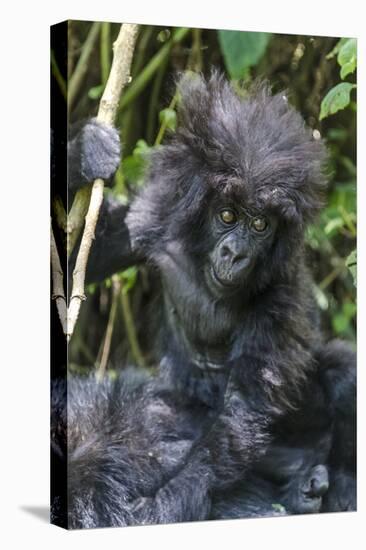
[218,30,271,79]
[313,37,357,341]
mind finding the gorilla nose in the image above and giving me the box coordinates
[307,465,329,497]
[220,243,248,266]
[214,239,253,284]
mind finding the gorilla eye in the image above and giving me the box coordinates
[219,209,237,225]
[251,217,268,233]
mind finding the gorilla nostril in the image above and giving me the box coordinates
[307,465,329,497]
[220,245,231,259]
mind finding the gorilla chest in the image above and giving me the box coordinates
[165,294,246,367]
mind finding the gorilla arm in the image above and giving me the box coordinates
[67,119,143,282]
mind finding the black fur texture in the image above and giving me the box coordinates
[52,73,356,528]
[52,339,355,528]
[68,118,121,194]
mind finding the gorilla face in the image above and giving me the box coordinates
[205,201,278,296]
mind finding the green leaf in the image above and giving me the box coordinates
[332,301,356,338]
[218,30,271,79]
[122,156,145,183]
[326,37,349,60]
[121,266,138,294]
[324,217,344,236]
[319,83,356,120]
[346,249,357,287]
[328,182,356,212]
[340,60,357,80]
[272,503,286,513]
[86,283,97,295]
[332,313,350,334]
[159,108,177,132]
[88,84,104,100]
[122,140,151,185]
[343,301,356,319]
[337,38,357,78]
[157,29,171,43]
[339,156,357,177]
[326,128,348,141]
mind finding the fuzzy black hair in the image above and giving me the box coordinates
[127,72,328,260]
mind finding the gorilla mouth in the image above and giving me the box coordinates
[210,266,239,289]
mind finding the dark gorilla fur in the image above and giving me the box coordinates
[127,73,328,408]
[52,73,356,528]
[51,341,355,528]
[212,340,356,520]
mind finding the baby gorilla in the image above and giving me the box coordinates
[53,73,356,527]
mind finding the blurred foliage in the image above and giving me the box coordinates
[218,31,271,78]
[65,22,356,370]
[310,36,357,341]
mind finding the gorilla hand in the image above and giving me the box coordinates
[68,118,121,192]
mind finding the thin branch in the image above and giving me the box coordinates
[119,27,190,111]
[154,92,179,146]
[146,54,169,143]
[132,25,154,77]
[67,185,92,258]
[120,282,146,368]
[51,50,67,99]
[338,205,356,237]
[100,22,111,85]
[189,28,203,72]
[67,23,139,341]
[97,24,139,125]
[51,224,67,335]
[122,26,155,147]
[319,260,347,291]
[52,196,67,233]
[68,22,102,111]
[96,275,120,378]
